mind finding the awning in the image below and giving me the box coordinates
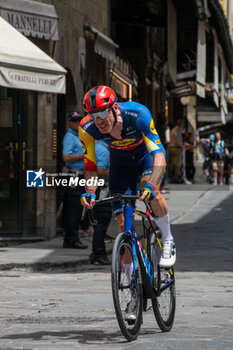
[196,20,206,99]
[170,82,196,98]
[85,25,119,63]
[219,48,228,124]
[197,111,233,123]
[0,17,66,94]
[213,29,219,107]
[167,0,177,85]
[0,0,59,40]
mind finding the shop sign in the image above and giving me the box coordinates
[0,66,66,94]
[0,10,58,40]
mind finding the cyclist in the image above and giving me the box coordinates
[79,85,176,269]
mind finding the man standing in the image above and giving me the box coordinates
[210,132,229,185]
[200,134,215,183]
[62,112,88,249]
[90,140,112,265]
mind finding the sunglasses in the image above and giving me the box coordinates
[89,107,111,121]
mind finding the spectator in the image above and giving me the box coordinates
[62,112,88,249]
[200,134,215,183]
[90,140,112,265]
[156,112,170,193]
[168,119,184,183]
[210,132,229,185]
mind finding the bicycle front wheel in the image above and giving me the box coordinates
[111,233,143,341]
[150,233,176,332]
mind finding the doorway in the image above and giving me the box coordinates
[0,88,37,236]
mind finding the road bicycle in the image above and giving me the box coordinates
[86,193,176,341]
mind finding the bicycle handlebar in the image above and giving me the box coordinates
[95,193,138,205]
[95,193,154,218]
[82,193,155,225]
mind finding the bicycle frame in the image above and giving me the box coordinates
[123,202,157,299]
[123,200,175,299]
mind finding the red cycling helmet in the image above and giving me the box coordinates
[83,85,117,113]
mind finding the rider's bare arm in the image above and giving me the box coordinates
[148,153,166,187]
[139,153,166,201]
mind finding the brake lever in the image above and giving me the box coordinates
[81,192,91,220]
[81,192,98,225]
[140,188,158,218]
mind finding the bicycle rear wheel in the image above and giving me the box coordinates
[150,233,176,332]
[111,233,143,341]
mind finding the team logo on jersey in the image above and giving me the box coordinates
[111,138,136,147]
[80,140,87,154]
[149,120,158,135]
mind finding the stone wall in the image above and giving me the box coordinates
[37,92,57,239]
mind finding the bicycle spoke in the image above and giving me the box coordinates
[112,233,143,341]
[150,233,176,332]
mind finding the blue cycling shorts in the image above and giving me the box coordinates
[109,149,153,216]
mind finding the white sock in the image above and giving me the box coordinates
[154,213,173,243]
[123,263,134,283]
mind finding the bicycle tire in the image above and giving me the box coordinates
[150,232,176,332]
[111,232,143,341]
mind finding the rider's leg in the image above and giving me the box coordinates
[140,176,176,267]
[117,213,124,233]
[109,153,138,280]
[140,177,173,242]
[116,213,134,282]
[150,193,174,243]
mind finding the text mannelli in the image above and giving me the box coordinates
[7,12,52,35]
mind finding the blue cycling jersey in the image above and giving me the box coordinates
[79,101,165,171]
[79,101,165,215]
